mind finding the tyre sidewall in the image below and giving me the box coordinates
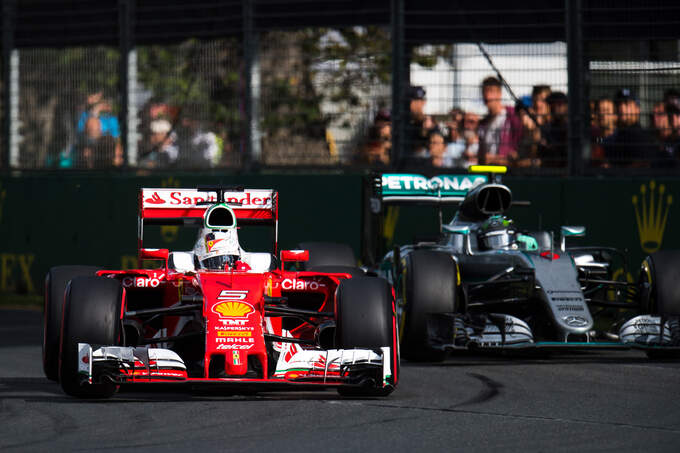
[59,276,122,398]
[43,265,100,381]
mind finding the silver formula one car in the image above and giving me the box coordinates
[367,167,680,360]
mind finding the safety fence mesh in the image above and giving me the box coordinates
[2,1,680,174]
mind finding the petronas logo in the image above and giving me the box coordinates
[632,181,672,253]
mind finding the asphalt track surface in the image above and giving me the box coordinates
[2,309,680,452]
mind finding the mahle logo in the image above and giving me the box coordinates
[632,181,673,253]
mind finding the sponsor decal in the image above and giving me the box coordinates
[381,174,486,196]
[122,272,165,288]
[281,278,326,291]
[232,351,242,366]
[142,189,273,209]
[217,331,252,337]
[217,319,249,327]
[563,315,589,327]
[145,192,165,204]
[212,301,254,318]
[216,344,254,350]
[216,337,255,344]
[556,304,585,312]
[218,289,248,300]
[633,181,673,253]
[206,237,224,252]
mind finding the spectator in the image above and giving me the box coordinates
[531,84,552,127]
[356,125,390,167]
[541,91,569,167]
[461,112,480,166]
[427,129,447,167]
[603,88,656,168]
[139,119,179,169]
[176,106,220,168]
[656,100,680,168]
[74,92,123,168]
[405,85,432,158]
[514,99,544,168]
[591,98,617,167]
[477,77,522,166]
[444,108,466,167]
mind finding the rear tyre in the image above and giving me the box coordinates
[43,265,100,381]
[401,250,457,362]
[335,277,397,397]
[59,276,123,398]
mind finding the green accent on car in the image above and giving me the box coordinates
[517,234,538,251]
[381,174,487,197]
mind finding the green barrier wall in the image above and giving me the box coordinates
[0,174,677,294]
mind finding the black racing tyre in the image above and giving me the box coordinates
[59,276,123,398]
[640,251,680,316]
[401,250,457,362]
[298,242,357,270]
[335,277,397,397]
[43,265,101,382]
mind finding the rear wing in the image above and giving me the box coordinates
[138,186,279,259]
[375,173,488,206]
[140,187,277,225]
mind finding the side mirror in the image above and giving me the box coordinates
[442,225,472,255]
[560,226,585,251]
[139,248,170,269]
[140,248,169,260]
[280,250,309,269]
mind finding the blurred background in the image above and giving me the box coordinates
[2,0,680,303]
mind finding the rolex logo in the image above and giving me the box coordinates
[632,181,672,253]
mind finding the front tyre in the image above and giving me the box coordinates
[335,277,397,397]
[59,276,123,398]
[43,265,101,381]
[401,250,457,362]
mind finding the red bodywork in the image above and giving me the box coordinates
[87,187,398,389]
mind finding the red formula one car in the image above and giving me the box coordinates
[43,186,397,398]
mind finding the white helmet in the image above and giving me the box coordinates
[193,204,242,270]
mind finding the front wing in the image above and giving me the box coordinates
[77,343,393,390]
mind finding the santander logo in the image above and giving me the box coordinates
[145,192,165,204]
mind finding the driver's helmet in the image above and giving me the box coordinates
[193,203,242,270]
[478,215,518,250]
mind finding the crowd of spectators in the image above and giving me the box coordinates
[54,92,229,170]
[358,76,680,170]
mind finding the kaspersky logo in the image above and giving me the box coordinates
[632,181,673,253]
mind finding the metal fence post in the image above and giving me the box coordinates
[118,0,135,168]
[2,0,16,171]
[391,0,405,167]
[242,0,258,170]
[566,0,585,176]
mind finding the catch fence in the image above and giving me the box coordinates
[1,0,680,175]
